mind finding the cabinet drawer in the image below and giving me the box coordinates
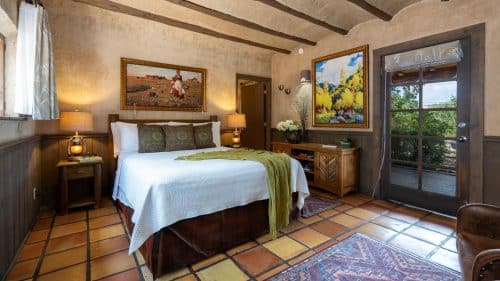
[67,165,94,179]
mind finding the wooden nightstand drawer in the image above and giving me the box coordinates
[67,165,94,179]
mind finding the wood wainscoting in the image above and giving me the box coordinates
[484,136,500,206]
[0,136,42,278]
[41,134,110,209]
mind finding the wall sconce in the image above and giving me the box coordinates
[278,84,291,95]
[299,70,311,84]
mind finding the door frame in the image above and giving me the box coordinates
[372,24,485,211]
[236,73,272,150]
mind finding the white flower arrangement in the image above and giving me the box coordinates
[276,120,300,132]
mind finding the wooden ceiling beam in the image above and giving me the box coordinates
[347,0,392,21]
[253,0,348,35]
[73,0,291,54]
[164,0,316,46]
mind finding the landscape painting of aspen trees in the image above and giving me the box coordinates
[120,58,206,111]
[312,45,369,128]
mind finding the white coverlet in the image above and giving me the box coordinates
[113,147,309,254]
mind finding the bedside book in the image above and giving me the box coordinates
[68,155,103,163]
[322,144,337,149]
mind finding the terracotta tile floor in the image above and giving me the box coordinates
[4,192,461,281]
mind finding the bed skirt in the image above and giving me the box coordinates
[118,194,299,278]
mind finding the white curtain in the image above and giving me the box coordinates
[384,41,463,72]
[15,2,59,120]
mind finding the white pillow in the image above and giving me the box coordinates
[110,122,120,158]
[111,122,139,156]
[168,121,221,147]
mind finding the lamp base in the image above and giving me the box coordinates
[231,129,241,148]
[67,134,86,159]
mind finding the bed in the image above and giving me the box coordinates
[108,114,309,278]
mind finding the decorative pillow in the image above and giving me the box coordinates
[163,125,196,151]
[168,121,222,147]
[193,123,216,149]
[138,124,165,153]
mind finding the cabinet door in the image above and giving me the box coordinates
[272,145,291,155]
[341,152,358,188]
[315,152,338,190]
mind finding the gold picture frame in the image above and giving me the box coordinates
[312,45,369,128]
[120,57,206,112]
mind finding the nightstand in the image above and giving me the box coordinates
[57,159,103,215]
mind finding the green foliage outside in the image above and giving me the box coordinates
[315,65,364,124]
[391,85,456,166]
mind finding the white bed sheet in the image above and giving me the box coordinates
[112,147,309,254]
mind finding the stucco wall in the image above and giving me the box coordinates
[271,0,500,136]
[36,0,272,133]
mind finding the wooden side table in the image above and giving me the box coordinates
[57,159,103,215]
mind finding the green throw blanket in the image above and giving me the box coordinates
[176,149,291,238]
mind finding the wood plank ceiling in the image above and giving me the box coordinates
[73,0,423,54]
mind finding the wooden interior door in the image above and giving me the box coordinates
[240,83,266,149]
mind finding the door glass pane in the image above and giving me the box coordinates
[422,139,456,168]
[391,111,419,135]
[423,63,457,82]
[422,167,456,196]
[391,163,418,190]
[391,69,419,85]
[423,111,457,137]
[391,137,417,162]
[391,85,419,110]
[422,81,457,109]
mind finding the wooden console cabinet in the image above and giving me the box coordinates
[272,142,359,197]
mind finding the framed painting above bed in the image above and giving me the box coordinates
[120,57,206,112]
[312,45,369,128]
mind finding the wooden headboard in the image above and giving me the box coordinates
[107,113,218,177]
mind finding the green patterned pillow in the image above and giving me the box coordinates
[138,124,165,153]
[193,123,215,149]
[163,124,196,151]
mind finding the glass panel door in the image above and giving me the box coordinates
[386,62,467,215]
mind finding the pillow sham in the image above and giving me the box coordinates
[137,124,165,153]
[162,124,196,151]
[193,123,216,149]
[168,121,221,147]
[110,122,120,158]
[111,121,139,157]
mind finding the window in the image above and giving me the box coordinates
[0,35,4,116]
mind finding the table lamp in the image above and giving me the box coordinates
[60,111,94,158]
[227,113,246,148]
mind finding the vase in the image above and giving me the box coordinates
[285,131,301,144]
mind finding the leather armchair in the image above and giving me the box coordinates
[456,203,500,280]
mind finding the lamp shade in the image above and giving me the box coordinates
[60,111,94,132]
[227,113,246,128]
[299,70,311,84]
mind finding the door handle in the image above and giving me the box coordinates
[457,136,468,143]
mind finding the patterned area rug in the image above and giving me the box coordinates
[301,196,341,218]
[268,233,462,281]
